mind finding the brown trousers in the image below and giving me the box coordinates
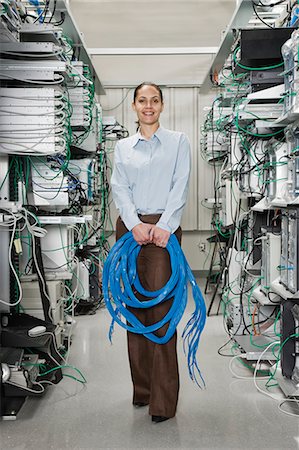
[116,215,182,418]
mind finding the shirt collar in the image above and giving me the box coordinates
[132,126,165,147]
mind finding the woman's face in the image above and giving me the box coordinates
[132,85,164,127]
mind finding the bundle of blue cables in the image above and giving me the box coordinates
[103,231,207,388]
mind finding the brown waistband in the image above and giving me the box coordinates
[138,214,162,225]
[116,215,182,241]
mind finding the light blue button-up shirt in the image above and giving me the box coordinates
[111,126,191,233]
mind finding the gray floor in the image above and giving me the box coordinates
[0,283,298,450]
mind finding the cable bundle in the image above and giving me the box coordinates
[103,231,207,387]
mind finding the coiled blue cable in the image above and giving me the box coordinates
[103,231,207,387]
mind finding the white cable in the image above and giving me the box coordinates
[1,3,21,31]
[278,399,299,418]
[68,63,93,86]
[0,210,23,306]
[235,211,259,277]
[0,73,65,85]
[1,50,63,58]
[217,158,228,192]
[6,379,45,394]
[241,246,262,279]
[253,343,299,417]
[26,328,64,368]
[287,196,299,205]
[0,148,65,157]
[65,257,80,364]
[46,350,61,367]
[229,354,271,380]
[0,131,64,140]
[38,331,67,364]
[0,114,67,133]
[0,104,66,116]
[0,129,67,155]
[37,379,56,387]
[0,126,66,136]
[0,132,66,142]
[64,258,79,304]
[0,92,64,101]
[64,284,77,312]
[253,341,282,401]
[22,209,53,321]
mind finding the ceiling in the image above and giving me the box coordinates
[69,0,237,88]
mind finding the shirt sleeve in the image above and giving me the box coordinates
[156,133,191,233]
[111,142,142,231]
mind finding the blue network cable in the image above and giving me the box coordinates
[103,231,207,388]
[28,0,43,22]
[87,161,93,200]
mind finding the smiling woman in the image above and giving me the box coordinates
[110,81,191,423]
[132,82,164,132]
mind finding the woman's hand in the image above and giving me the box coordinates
[132,223,153,245]
[149,226,170,248]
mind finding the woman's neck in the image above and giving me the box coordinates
[139,123,160,140]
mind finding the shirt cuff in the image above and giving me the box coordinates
[155,220,172,233]
[123,215,142,231]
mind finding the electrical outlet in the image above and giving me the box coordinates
[198,242,206,252]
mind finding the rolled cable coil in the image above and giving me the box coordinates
[103,231,207,387]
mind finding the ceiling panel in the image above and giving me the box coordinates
[70,1,236,47]
[69,0,236,87]
[70,0,236,4]
[91,54,214,86]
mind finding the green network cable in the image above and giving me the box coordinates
[265,333,299,388]
[233,46,284,71]
[39,364,87,384]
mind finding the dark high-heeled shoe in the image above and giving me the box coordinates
[151,415,169,423]
[133,402,148,407]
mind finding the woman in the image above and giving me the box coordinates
[111,82,191,423]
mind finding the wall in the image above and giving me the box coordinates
[100,87,216,270]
